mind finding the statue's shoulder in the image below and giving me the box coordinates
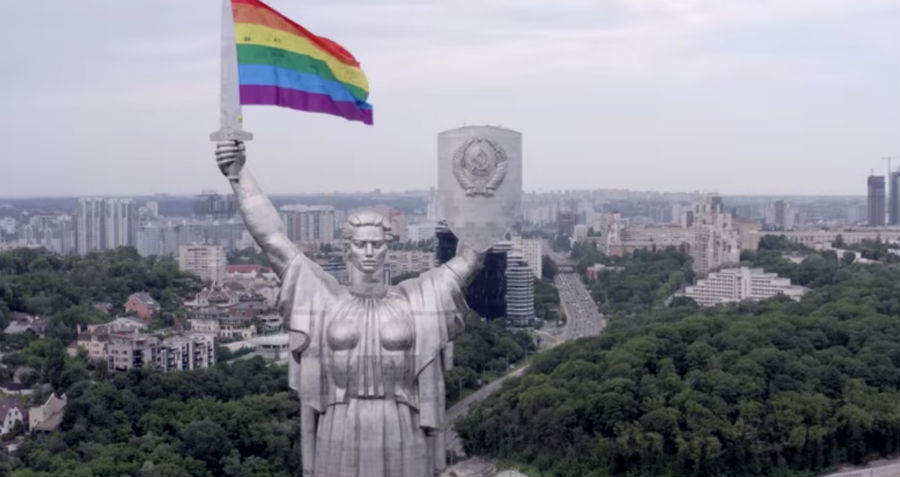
[395,264,461,303]
[279,254,343,305]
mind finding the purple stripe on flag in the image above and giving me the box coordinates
[240,85,373,125]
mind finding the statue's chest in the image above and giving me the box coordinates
[325,293,414,353]
[323,293,417,399]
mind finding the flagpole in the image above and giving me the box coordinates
[210,0,253,142]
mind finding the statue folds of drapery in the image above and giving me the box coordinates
[214,139,484,477]
[281,253,470,477]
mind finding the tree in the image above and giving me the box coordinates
[841,251,856,266]
[455,258,900,477]
[553,234,571,253]
[542,255,558,280]
[833,234,847,248]
[41,339,66,392]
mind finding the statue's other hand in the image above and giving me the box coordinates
[215,140,246,179]
[456,242,487,271]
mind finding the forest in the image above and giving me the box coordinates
[456,246,900,476]
[3,358,298,477]
[0,247,203,341]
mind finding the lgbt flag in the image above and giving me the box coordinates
[232,0,372,125]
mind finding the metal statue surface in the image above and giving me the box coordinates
[215,141,485,477]
[452,137,508,197]
[438,126,522,253]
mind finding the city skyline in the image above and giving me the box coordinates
[4,0,898,197]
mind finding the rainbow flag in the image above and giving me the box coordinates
[232,0,372,125]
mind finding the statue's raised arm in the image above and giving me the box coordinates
[215,140,299,277]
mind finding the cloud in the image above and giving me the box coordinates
[1,0,897,197]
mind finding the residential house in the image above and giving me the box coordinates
[0,398,26,435]
[2,313,46,337]
[124,292,160,321]
[29,393,67,433]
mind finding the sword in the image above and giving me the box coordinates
[210,0,253,144]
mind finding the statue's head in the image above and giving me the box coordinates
[342,210,392,277]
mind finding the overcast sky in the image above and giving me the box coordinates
[3,0,898,197]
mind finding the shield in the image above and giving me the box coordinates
[437,126,522,252]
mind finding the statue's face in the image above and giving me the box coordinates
[346,225,388,275]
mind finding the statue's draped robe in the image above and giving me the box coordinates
[280,254,467,477]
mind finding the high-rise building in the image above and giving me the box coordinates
[436,226,507,319]
[407,223,436,243]
[103,198,137,249]
[76,198,137,254]
[178,244,227,283]
[505,249,535,327]
[19,215,76,254]
[691,196,740,276]
[385,250,435,275]
[671,203,692,227]
[889,171,900,226]
[144,201,159,218]
[868,175,886,226]
[137,218,244,257]
[76,198,103,254]
[0,218,16,236]
[193,191,236,218]
[512,236,542,279]
[765,200,795,230]
[557,211,575,236]
[281,205,336,245]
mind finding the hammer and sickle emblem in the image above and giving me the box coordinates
[452,138,509,197]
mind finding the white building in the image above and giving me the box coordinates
[681,267,807,307]
[765,201,796,230]
[0,218,16,235]
[0,399,26,435]
[76,198,137,254]
[178,244,227,283]
[407,223,436,243]
[144,201,159,217]
[385,250,435,275]
[691,197,740,276]
[573,224,589,242]
[512,237,543,279]
[671,203,693,227]
[137,218,244,257]
[281,205,336,245]
[107,332,215,372]
[763,227,900,250]
[156,334,216,372]
[189,316,256,340]
[505,249,535,327]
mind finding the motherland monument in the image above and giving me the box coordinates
[210,3,520,475]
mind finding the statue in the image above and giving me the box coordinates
[215,140,485,477]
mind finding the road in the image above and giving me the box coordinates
[444,364,529,455]
[547,248,606,340]
[820,460,900,477]
[445,250,606,457]
[554,272,606,339]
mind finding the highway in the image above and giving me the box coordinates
[445,250,606,459]
[554,271,606,339]
[547,247,606,340]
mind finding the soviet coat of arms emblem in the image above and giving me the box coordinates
[452,138,508,197]
[437,126,521,252]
